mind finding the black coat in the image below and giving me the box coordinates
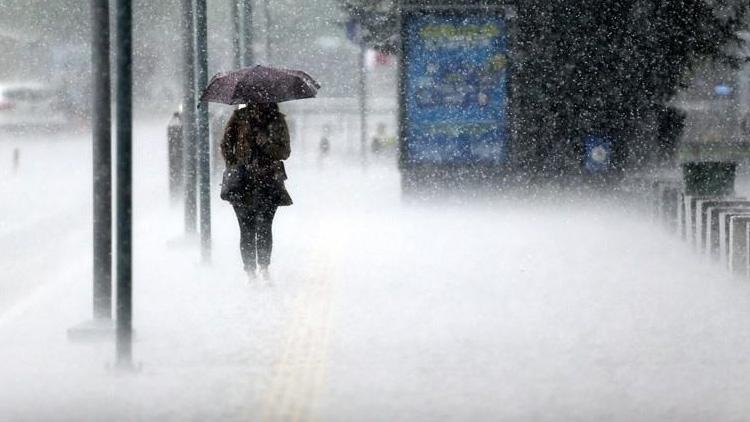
[221,107,293,207]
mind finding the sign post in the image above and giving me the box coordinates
[182,0,198,234]
[68,0,116,342]
[92,0,112,322]
[346,20,369,167]
[231,0,241,69]
[195,0,211,262]
[115,0,134,369]
[241,0,254,66]
[359,42,367,167]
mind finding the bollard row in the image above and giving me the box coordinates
[650,179,750,278]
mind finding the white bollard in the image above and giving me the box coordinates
[684,195,709,247]
[706,204,750,258]
[697,199,747,253]
[686,196,716,248]
[655,183,681,232]
[721,211,750,265]
[728,215,750,275]
[677,191,686,240]
[651,180,662,221]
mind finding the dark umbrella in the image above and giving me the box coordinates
[199,65,321,105]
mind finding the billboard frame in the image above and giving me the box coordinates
[397,1,516,190]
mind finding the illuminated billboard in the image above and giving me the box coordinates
[401,12,508,165]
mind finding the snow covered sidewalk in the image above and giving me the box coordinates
[4,125,750,421]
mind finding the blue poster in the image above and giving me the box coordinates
[403,13,508,165]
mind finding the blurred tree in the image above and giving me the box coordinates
[336,0,749,177]
[512,0,749,178]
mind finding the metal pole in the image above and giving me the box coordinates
[182,0,198,234]
[115,0,133,369]
[241,0,253,67]
[359,44,367,166]
[167,112,184,203]
[263,0,271,63]
[92,0,112,320]
[231,0,241,69]
[196,0,211,262]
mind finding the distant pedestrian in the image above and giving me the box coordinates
[221,103,292,282]
[371,122,387,155]
[12,148,19,173]
[371,122,396,157]
[319,124,331,158]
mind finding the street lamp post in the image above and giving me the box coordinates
[231,0,241,69]
[241,0,254,66]
[114,0,134,369]
[195,0,211,262]
[182,0,198,235]
[91,0,112,321]
[263,0,271,62]
[67,0,115,343]
[359,44,367,167]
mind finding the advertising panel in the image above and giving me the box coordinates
[402,11,508,165]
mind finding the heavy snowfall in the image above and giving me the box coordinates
[2,0,750,421]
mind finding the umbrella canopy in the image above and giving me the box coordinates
[199,65,320,105]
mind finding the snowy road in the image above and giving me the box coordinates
[3,122,750,421]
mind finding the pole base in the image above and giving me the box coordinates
[106,360,142,375]
[113,360,141,372]
[166,233,199,249]
[67,319,115,342]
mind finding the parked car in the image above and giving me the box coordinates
[0,83,70,132]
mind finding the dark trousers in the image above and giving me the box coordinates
[232,204,277,271]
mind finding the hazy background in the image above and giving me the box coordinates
[0,0,396,117]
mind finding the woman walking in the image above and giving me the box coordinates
[221,103,292,281]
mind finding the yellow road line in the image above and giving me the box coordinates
[261,230,344,422]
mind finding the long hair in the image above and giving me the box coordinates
[244,103,280,126]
